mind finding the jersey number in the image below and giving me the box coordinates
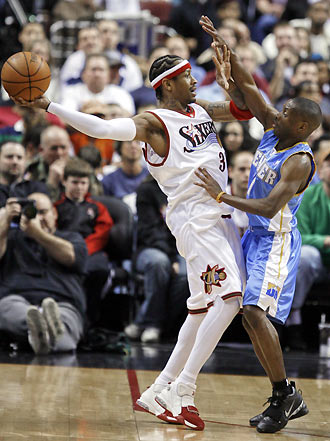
[219,152,226,172]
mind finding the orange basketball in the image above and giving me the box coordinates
[1,51,51,101]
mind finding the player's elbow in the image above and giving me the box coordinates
[259,201,278,218]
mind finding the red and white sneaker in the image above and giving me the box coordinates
[155,381,205,431]
[136,384,182,424]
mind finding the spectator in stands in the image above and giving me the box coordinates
[60,26,103,89]
[222,18,266,65]
[295,27,312,59]
[197,23,237,82]
[97,19,143,92]
[0,192,87,354]
[290,0,330,60]
[102,140,149,213]
[77,145,104,196]
[55,158,113,324]
[226,151,253,237]
[261,22,299,80]
[0,141,48,207]
[26,125,71,202]
[18,22,46,51]
[165,35,206,85]
[131,45,169,112]
[292,81,330,124]
[124,175,189,343]
[286,150,330,349]
[61,53,135,115]
[272,59,319,107]
[235,45,270,99]
[250,0,288,44]
[316,58,330,98]
[220,120,258,166]
[275,61,330,123]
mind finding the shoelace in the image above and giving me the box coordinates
[262,395,283,408]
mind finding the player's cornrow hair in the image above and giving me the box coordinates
[149,55,182,100]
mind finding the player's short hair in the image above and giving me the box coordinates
[64,157,93,180]
[149,55,182,100]
[291,97,322,134]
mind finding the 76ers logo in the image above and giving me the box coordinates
[179,121,218,152]
[200,264,227,294]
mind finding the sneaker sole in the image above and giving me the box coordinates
[250,401,309,427]
[42,298,65,343]
[26,308,50,355]
[136,399,181,424]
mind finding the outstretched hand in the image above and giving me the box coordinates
[212,42,231,90]
[194,167,223,200]
[10,95,50,111]
[200,15,229,47]
[200,15,231,90]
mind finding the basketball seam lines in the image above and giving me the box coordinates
[2,75,51,84]
[22,52,32,101]
[5,60,31,77]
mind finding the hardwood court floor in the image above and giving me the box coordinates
[0,356,329,440]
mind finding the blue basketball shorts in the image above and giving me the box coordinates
[242,227,301,324]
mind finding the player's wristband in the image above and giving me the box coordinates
[45,102,51,112]
[229,100,253,120]
[216,191,226,203]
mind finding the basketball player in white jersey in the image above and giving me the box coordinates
[11,45,254,431]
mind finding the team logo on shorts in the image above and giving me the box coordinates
[265,282,280,300]
[200,264,227,294]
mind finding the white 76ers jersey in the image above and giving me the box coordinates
[142,103,233,238]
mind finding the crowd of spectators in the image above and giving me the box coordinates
[0,0,329,353]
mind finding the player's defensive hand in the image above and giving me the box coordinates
[200,15,228,47]
[212,43,231,90]
[10,95,51,111]
[194,167,223,200]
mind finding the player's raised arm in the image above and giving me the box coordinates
[200,15,277,130]
[196,43,253,122]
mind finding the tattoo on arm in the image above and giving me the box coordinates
[206,102,226,118]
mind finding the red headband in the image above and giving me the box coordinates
[151,60,191,90]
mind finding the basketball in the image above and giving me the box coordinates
[1,51,51,101]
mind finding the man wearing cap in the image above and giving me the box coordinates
[11,42,253,431]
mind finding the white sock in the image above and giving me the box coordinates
[155,312,206,385]
[177,296,239,385]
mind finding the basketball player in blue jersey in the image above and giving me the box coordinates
[196,16,323,434]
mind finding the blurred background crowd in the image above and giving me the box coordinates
[0,0,329,355]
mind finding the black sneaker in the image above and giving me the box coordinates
[250,381,308,433]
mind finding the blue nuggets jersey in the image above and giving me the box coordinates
[247,129,315,232]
